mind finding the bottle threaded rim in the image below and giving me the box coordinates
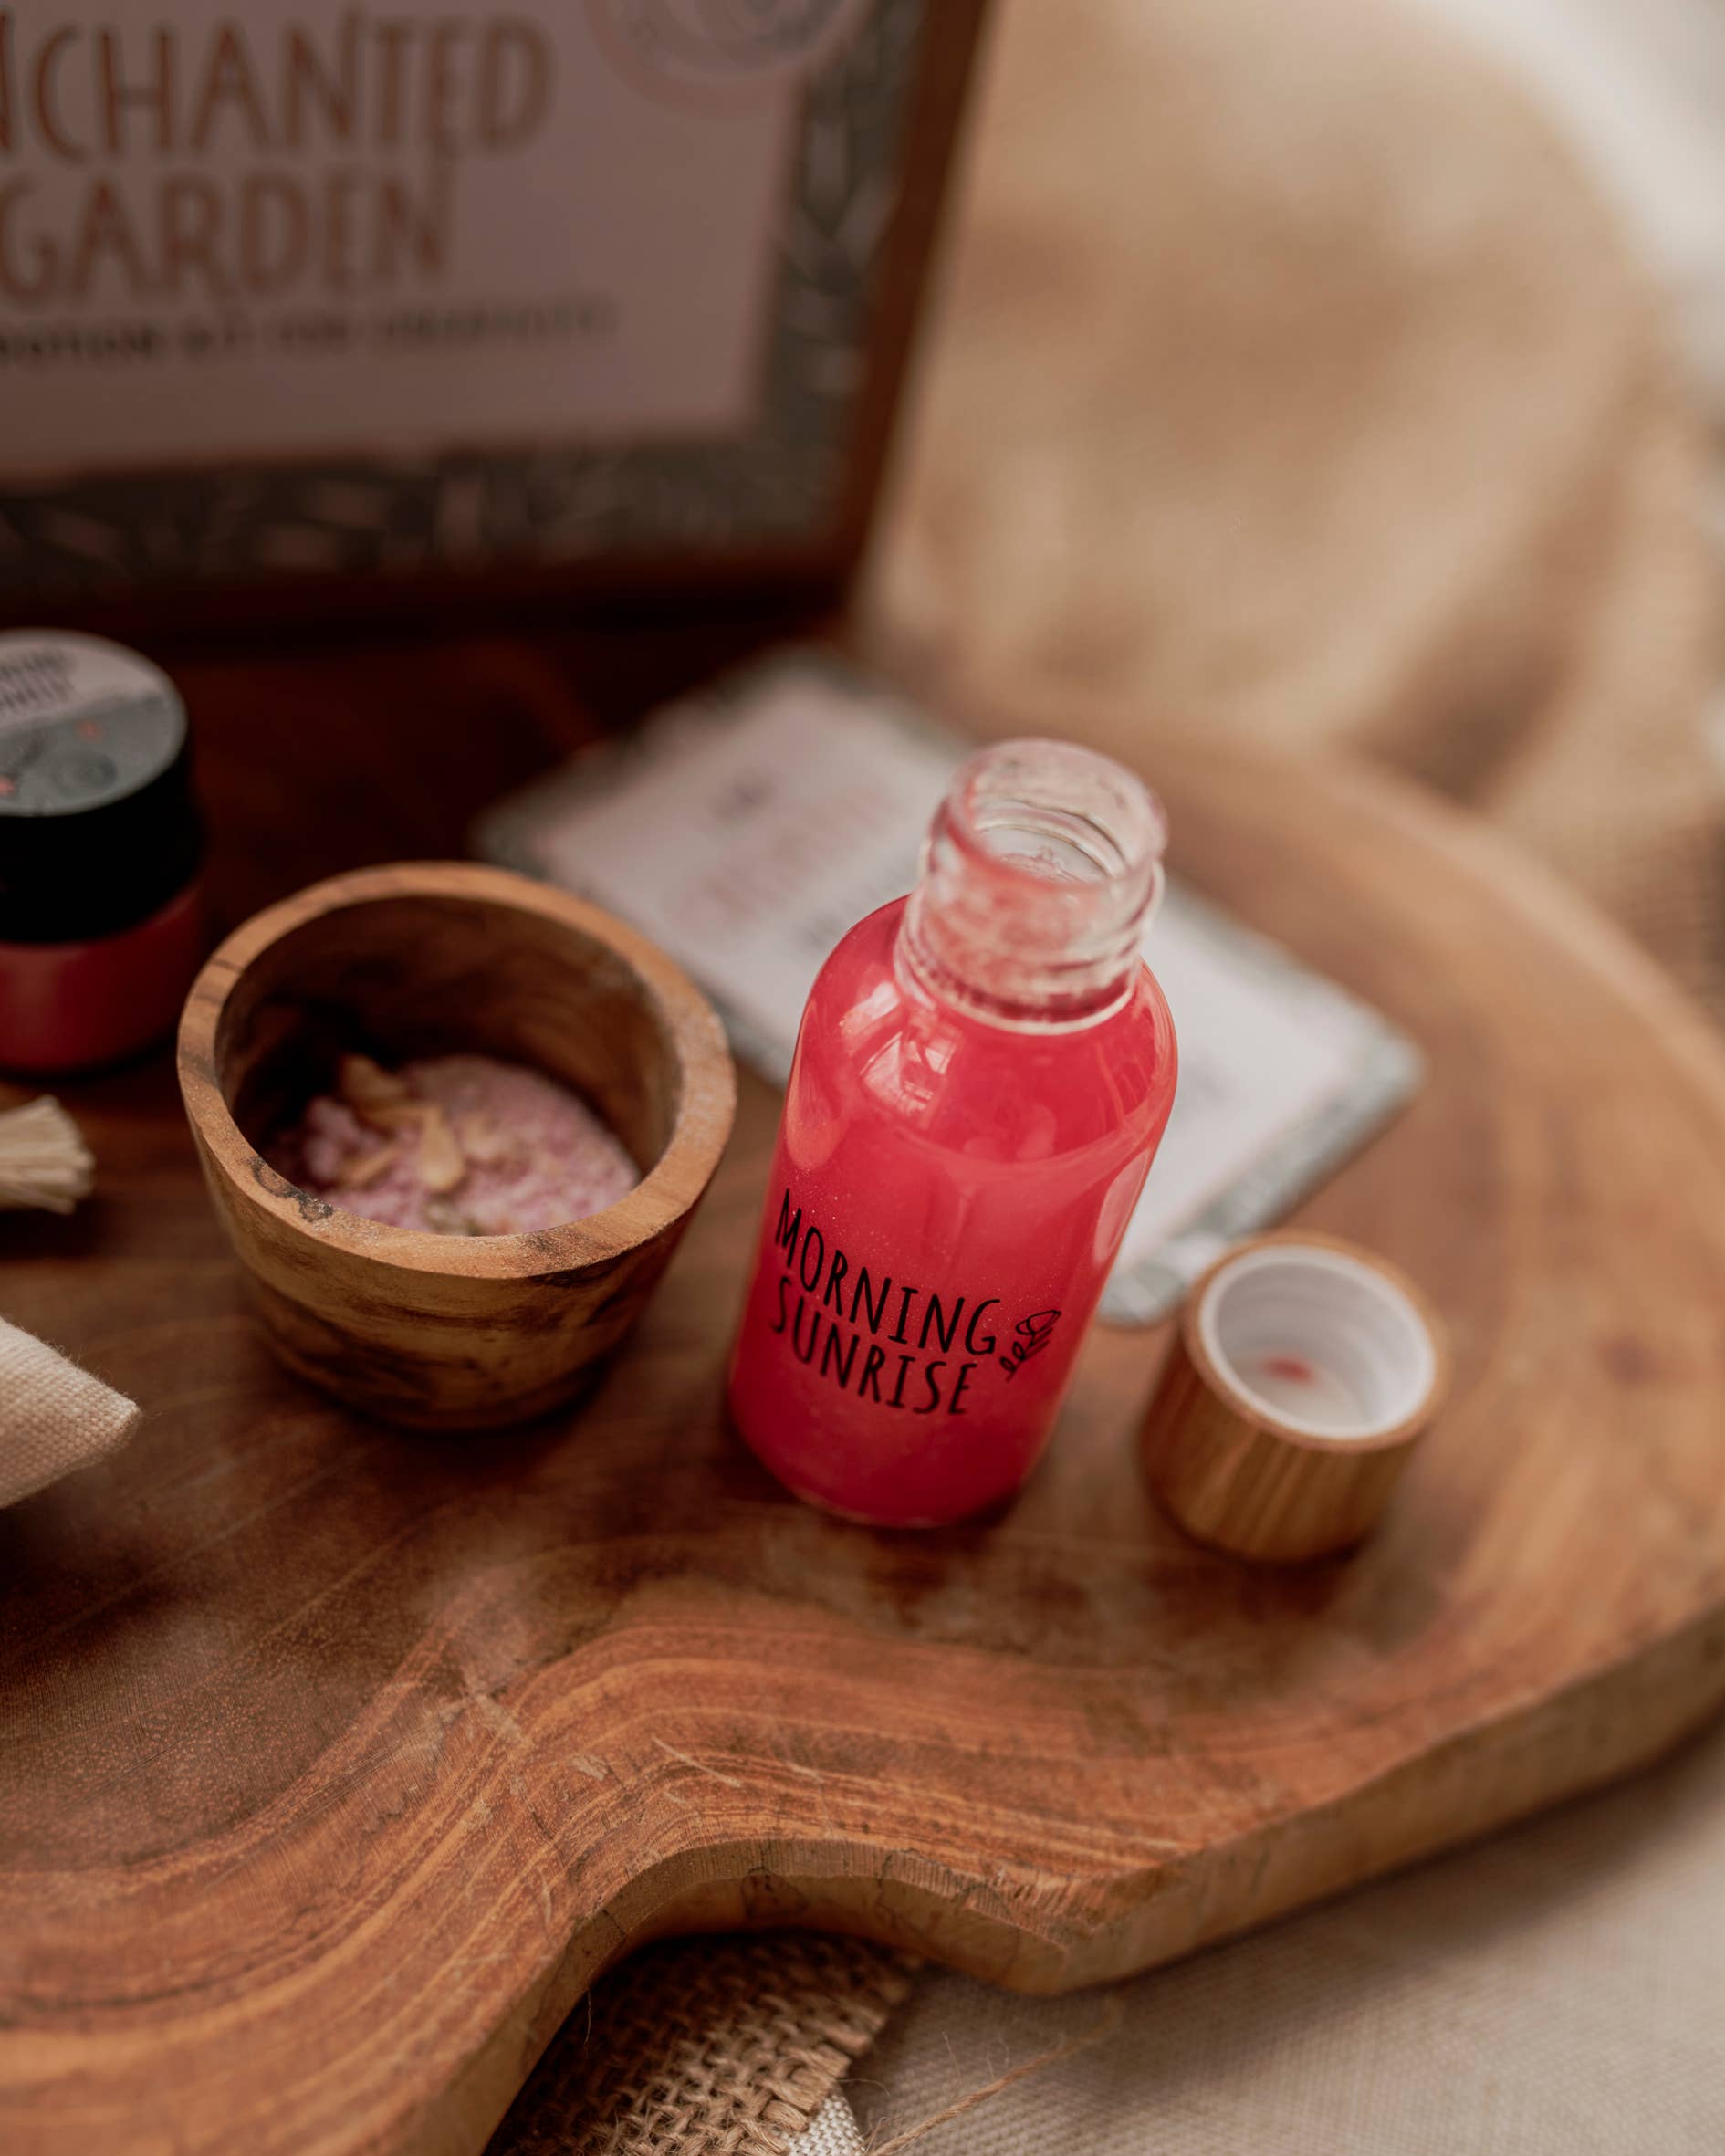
[902,738,1167,1027]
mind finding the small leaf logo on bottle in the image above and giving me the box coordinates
[998,1310,1061,1382]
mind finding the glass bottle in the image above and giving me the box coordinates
[727,738,1177,1526]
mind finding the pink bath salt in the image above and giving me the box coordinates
[298,1096,371,1187]
[268,1053,640,1235]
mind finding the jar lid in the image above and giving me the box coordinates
[1142,1231,1449,1561]
[0,631,202,946]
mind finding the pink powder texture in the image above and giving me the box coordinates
[271,1053,640,1235]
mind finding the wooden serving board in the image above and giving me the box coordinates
[5,641,1725,2156]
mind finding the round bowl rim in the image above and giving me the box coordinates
[176,860,737,1282]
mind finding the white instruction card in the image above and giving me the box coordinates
[477,651,1424,1324]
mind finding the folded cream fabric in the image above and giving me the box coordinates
[0,1316,140,1507]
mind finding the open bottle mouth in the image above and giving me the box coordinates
[903,738,1168,1027]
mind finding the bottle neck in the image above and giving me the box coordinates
[899,738,1166,1029]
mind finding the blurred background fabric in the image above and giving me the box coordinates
[1410,0,1725,454]
[862,0,1725,1015]
[1409,0,1725,846]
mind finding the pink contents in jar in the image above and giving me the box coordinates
[269,1052,639,1235]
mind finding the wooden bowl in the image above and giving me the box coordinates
[177,862,736,1429]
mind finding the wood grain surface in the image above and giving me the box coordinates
[4,633,1725,2154]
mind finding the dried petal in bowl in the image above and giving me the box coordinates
[271,1054,638,1234]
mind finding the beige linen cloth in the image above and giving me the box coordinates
[0,1317,141,1508]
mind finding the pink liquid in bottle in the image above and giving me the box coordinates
[727,738,1177,1526]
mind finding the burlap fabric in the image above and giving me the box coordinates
[486,1935,914,2156]
[486,0,1725,2145]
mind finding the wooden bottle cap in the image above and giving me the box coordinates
[1142,1232,1449,1562]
